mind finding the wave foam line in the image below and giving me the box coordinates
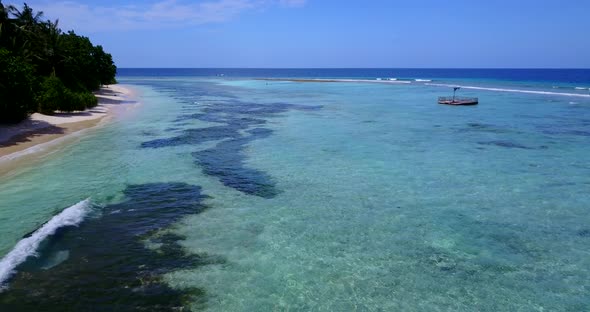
[0,198,91,290]
[426,83,590,98]
[256,78,411,84]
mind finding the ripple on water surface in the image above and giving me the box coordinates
[1,77,589,311]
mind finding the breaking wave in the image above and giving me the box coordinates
[426,83,590,98]
[0,199,91,290]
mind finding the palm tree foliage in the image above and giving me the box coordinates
[0,1,116,123]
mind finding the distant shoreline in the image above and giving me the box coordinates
[0,85,137,176]
[254,77,590,98]
[255,78,412,84]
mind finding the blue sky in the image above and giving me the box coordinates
[11,0,590,68]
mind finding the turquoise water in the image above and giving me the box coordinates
[1,75,590,310]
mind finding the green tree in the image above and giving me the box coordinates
[0,48,36,122]
[57,31,101,91]
[7,3,44,28]
[0,1,17,52]
[93,45,117,85]
[37,19,63,76]
[0,2,117,122]
[5,3,45,61]
[0,2,7,31]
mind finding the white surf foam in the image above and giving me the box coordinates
[574,87,588,90]
[425,83,590,98]
[0,198,91,290]
[306,78,412,84]
[415,79,432,82]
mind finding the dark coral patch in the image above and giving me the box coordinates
[477,140,534,149]
[141,98,320,198]
[142,125,243,148]
[456,122,517,134]
[0,183,218,312]
[193,136,280,198]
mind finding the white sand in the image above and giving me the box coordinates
[0,84,136,164]
[0,84,134,143]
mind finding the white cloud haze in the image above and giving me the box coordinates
[279,0,307,7]
[8,0,307,33]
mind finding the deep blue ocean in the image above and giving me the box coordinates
[118,67,590,83]
[1,68,589,311]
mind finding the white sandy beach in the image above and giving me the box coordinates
[0,84,136,165]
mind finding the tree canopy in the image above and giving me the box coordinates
[0,1,117,123]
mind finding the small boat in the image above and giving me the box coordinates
[438,87,478,105]
[438,97,478,105]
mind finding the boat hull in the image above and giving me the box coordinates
[438,100,478,105]
[437,96,479,105]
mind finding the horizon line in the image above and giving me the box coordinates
[116,67,590,70]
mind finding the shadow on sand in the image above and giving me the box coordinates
[0,87,137,149]
[0,121,65,148]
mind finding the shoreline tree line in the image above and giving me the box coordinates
[0,1,117,123]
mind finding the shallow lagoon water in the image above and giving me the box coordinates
[1,73,589,311]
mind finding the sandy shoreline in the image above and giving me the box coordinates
[0,84,137,174]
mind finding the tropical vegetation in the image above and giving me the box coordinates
[0,1,116,123]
